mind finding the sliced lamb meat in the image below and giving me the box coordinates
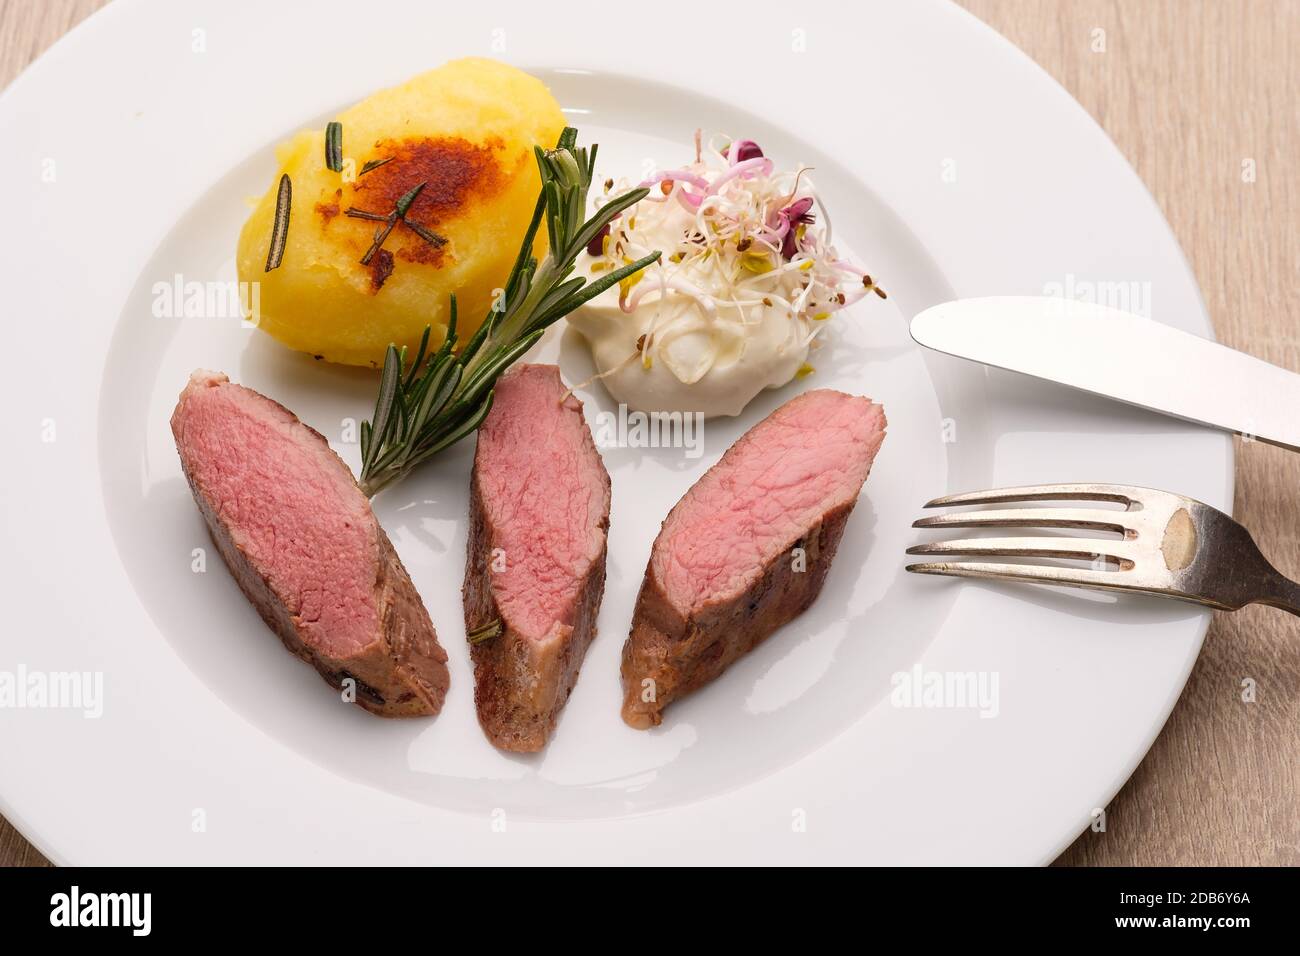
[463,364,611,751]
[170,370,449,717]
[621,389,886,728]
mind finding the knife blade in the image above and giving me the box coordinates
[910,296,1300,451]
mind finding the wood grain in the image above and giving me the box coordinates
[0,0,1295,866]
[0,0,98,89]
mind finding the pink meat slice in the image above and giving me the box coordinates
[464,364,611,751]
[171,370,449,716]
[622,388,886,728]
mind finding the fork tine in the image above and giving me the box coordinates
[905,561,1136,592]
[912,508,1131,533]
[906,537,1134,566]
[923,483,1139,509]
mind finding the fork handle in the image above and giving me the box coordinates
[1254,568,1300,616]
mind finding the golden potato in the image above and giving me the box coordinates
[237,58,566,367]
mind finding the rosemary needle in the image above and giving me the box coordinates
[402,219,447,247]
[325,122,343,172]
[467,620,503,645]
[394,181,425,217]
[264,173,291,272]
[344,207,389,222]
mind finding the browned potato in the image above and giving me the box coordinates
[237,58,566,367]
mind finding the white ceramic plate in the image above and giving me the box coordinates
[0,0,1228,865]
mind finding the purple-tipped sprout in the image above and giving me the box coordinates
[778,197,816,260]
[730,139,764,164]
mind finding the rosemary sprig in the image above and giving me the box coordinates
[358,127,659,497]
[359,181,425,266]
[352,181,448,265]
[264,173,291,271]
[325,122,343,172]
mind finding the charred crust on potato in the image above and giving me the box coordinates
[347,135,506,269]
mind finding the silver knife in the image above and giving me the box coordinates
[910,296,1300,452]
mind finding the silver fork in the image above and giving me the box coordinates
[905,482,1300,614]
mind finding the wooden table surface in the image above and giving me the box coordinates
[1,0,1295,867]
